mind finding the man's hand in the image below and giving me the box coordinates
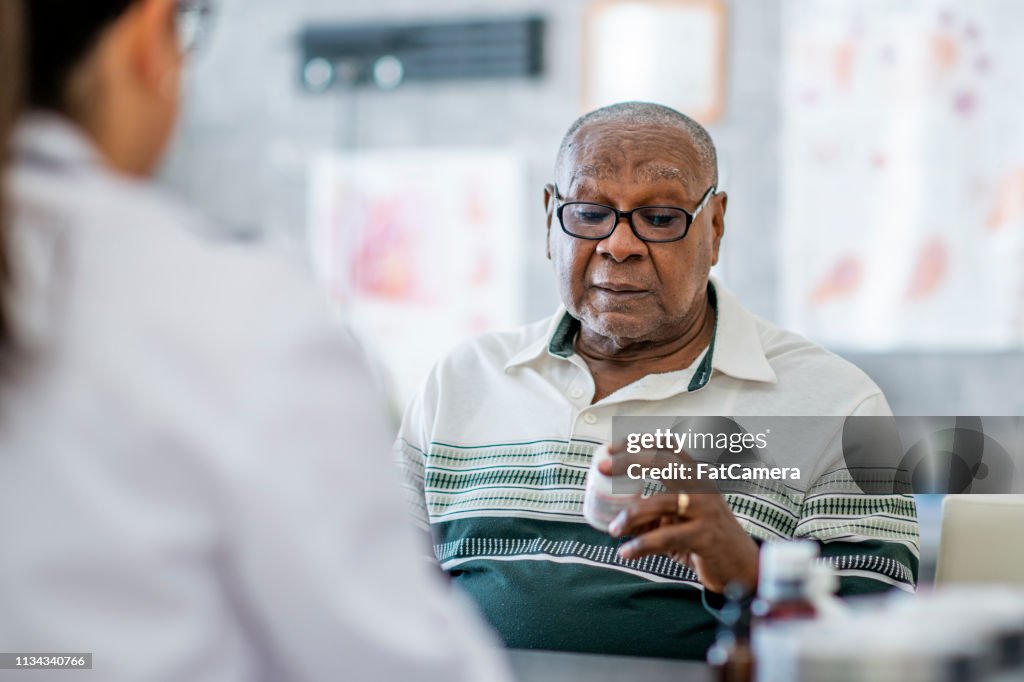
[598,443,759,594]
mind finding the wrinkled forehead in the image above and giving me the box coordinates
[558,123,706,193]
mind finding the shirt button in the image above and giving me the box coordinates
[583,413,598,425]
[569,387,584,399]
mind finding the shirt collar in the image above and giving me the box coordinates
[504,277,777,386]
[503,310,567,371]
[710,276,778,384]
[547,312,578,358]
[12,112,105,172]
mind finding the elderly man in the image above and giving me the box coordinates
[396,102,918,660]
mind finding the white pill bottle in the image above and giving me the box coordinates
[582,443,644,532]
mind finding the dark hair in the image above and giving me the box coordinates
[1,0,141,357]
[25,0,138,112]
[1,0,24,356]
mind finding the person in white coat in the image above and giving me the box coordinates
[0,2,512,681]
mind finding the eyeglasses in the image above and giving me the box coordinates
[176,0,214,54]
[552,185,717,243]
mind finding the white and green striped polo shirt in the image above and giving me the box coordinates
[395,278,919,660]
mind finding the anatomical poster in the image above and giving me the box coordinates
[781,0,1024,349]
[309,148,526,407]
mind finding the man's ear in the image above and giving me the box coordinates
[709,191,728,267]
[543,184,555,260]
[126,0,180,97]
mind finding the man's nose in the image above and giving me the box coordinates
[595,216,648,262]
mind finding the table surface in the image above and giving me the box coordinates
[508,648,711,682]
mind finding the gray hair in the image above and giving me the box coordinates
[555,101,718,188]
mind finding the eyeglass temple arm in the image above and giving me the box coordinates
[692,186,717,218]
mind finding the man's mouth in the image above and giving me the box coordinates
[593,283,650,296]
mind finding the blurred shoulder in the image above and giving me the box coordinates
[754,313,888,413]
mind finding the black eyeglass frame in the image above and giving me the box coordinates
[552,184,717,243]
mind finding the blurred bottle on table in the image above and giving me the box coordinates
[707,582,755,682]
[752,540,819,682]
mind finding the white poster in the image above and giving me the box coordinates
[309,149,525,407]
[584,0,727,123]
[781,0,1024,349]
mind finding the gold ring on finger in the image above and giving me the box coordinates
[676,493,690,517]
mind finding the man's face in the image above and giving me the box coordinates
[545,120,727,348]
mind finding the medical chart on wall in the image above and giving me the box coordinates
[309,149,525,406]
[781,0,1024,349]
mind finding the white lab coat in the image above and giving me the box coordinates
[0,114,512,682]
